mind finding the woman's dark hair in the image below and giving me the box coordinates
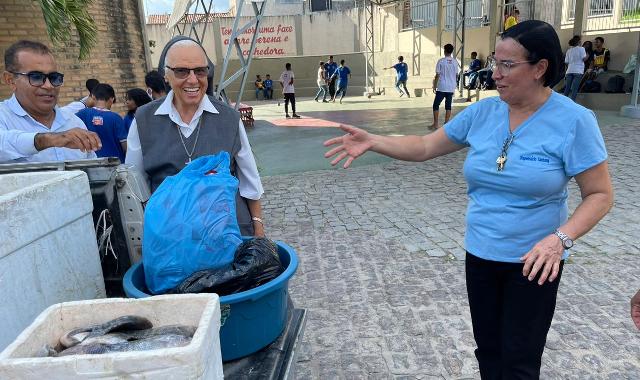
[583,40,593,52]
[125,88,151,115]
[568,35,581,47]
[501,20,564,87]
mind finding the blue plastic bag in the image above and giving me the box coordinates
[143,152,243,294]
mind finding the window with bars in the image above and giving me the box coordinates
[410,0,439,28]
[566,0,576,20]
[588,0,613,16]
[444,0,489,30]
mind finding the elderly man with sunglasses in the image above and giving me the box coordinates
[0,40,101,163]
[125,38,264,237]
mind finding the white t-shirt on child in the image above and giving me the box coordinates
[565,46,587,75]
[436,56,460,93]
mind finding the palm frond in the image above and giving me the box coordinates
[35,0,97,60]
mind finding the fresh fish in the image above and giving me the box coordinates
[34,344,58,357]
[119,325,197,340]
[75,325,195,346]
[60,315,153,348]
[56,334,191,357]
[77,332,129,346]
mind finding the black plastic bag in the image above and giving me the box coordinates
[174,238,285,295]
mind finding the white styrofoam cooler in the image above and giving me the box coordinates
[0,295,224,379]
[0,171,106,351]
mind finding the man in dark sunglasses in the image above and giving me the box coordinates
[125,38,265,237]
[1,40,101,163]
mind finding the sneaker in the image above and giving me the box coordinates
[314,98,319,102]
[399,92,404,97]
[339,98,343,104]
[286,114,291,118]
[322,99,329,103]
[407,93,411,98]
[292,114,301,119]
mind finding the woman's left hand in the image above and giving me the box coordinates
[520,234,564,285]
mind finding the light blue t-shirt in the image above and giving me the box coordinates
[444,92,607,262]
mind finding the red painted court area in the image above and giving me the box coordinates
[269,117,349,128]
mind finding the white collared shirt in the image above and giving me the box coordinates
[61,95,89,114]
[0,94,96,163]
[125,91,263,200]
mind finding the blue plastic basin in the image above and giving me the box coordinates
[122,240,298,361]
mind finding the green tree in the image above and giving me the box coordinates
[35,0,97,59]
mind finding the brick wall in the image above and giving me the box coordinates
[0,0,148,114]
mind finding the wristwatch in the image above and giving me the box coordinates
[554,230,574,249]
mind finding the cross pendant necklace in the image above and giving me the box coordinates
[496,133,514,172]
[176,117,203,165]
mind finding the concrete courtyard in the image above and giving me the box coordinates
[245,91,640,379]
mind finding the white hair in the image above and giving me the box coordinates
[165,39,206,67]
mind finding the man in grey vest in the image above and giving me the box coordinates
[125,39,264,236]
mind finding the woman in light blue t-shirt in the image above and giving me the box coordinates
[324,20,613,378]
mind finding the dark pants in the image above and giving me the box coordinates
[329,77,337,98]
[432,91,453,111]
[264,88,273,99]
[466,252,564,380]
[284,93,296,115]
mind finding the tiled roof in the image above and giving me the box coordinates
[147,13,232,25]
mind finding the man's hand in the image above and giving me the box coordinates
[253,221,265,237]
[631,290,640,330]
[35,128,102,153]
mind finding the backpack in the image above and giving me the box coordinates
[581,80,601,93]
[605,75,625,93]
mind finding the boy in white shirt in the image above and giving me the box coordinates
[430,43,459,130]
[279,63,300,119]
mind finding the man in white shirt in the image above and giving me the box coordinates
[279,63,300,119]
[429,43,460,130]
[125,39,265,236]
[1,40,101,163]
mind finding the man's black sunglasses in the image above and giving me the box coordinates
[165,66,209,79]
[10,71,64,87]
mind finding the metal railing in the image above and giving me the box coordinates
[589,0,614,16]
[580,0,640,32]
[409,0,439,29]
[443,0,490,30]
[499,0,535,31]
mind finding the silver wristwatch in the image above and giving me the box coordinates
[554,230,574,249]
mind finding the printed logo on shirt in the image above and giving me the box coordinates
[520,155,549,163]
[92,116,104,126]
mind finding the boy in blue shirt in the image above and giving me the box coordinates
[324,56,339,101]
[263,74,273,99]
[76,83,127,162]
[464,51,482,89]
[385,56,410,97]
[331,60,351,104]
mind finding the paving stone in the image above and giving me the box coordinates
[259,120,640,378]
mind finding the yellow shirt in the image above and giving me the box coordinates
[504,16,517,30]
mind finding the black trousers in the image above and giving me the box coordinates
[329,77,337,98]
[465,252,564,380]
[284,93,296,114]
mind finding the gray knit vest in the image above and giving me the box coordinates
[136,95,254,235]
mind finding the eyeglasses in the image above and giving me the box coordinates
[494,60,533,76]
[10,71,64,87]
[165,66,209,79]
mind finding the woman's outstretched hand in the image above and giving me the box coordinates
[323,125,373,168]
